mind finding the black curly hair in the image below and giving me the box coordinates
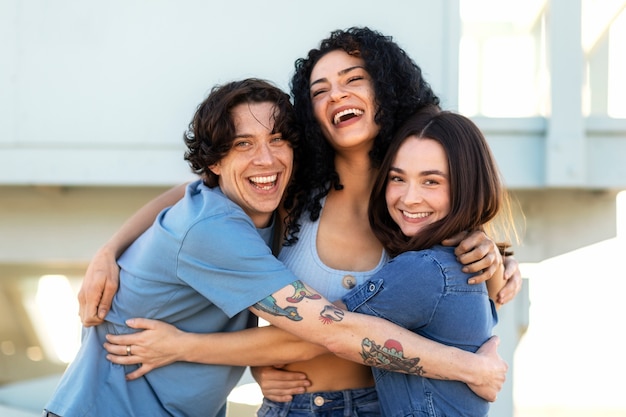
[184,78,298,188]
[282,27,441,245]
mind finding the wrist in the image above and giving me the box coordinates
[178,331,196,362]
[450,348,482,385]
[97,241,120,259]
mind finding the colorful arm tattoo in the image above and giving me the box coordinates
[360,338,425,376]
[252,281,342,323]
[253,295,302,321]
[286,280,322,303]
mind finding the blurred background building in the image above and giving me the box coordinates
[1,0,625,416]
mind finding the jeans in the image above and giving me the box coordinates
[257,387,380,417]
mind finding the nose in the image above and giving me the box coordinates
[329,84,348,102]
[253,142,275,165]
[402,182,424,205]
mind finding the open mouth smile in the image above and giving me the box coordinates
[333,108,364,125]
[402,210,431,219]
[249,174,278,190]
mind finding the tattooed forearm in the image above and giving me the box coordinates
[253,281,345,324]
[286,280,322,303]
[252,295,302,321]
[252,281,324,321]
[360,338,425,376]
[319,305,344,324]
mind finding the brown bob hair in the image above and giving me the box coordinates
[369,105,511,257]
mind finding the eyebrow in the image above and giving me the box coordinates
[389,166,448,177]
[310,65,366,89]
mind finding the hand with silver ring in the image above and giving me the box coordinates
[104,318,186,380]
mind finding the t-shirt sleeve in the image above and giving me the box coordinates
[176,209,297,318]
[344,252,445,330]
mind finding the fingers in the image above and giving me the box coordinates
[453,230,487,258]
[78,248,120,326]
[497,259,523,305]
[98,279,117,320]
[77,280,106,327]
[104,341,153,381]
[125,317,159,330]
[458,243,495,270]
[466,262,495,285]
[105,330,146,347]
[77,288,94,327]
[475,335,499,358]
[440,231,468,247]
[497,257,522,304]
[485,335,500,350]
[104,343,143,365]
[260,379,310,402]
[104,345,151,381]
[456,234,500,272]
[251,366,311,402]
[123,366,150,381]
[104,341,151,380]
[470,336,507,402]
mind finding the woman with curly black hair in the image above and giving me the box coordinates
[81,27,522,417]
[283,27,440,243]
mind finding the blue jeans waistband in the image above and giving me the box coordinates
[258,387,380,417]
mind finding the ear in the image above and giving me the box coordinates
[208,162,221,176]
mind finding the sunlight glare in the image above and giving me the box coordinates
[35,275,81,363]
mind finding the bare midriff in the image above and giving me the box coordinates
[284,354,375,391]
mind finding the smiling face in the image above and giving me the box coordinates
[385,136,451,237]
[209,101,293,228]
[309,50,380,153]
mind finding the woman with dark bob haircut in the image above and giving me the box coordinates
[344,104,515,416]
[79,27,522,417]
[369,104,506,257]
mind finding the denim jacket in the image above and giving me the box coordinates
[343,245,498,417]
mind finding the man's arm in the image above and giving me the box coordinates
[78,183,188,326]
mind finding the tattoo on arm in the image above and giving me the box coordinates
[360,338,425,376]
[319,305,344,324]
[286,280,322,303]
[253,295,302,321]
[252,281,327,322]
[252,281,347,325]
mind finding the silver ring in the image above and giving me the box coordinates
[126,345,132,356]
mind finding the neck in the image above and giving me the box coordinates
[333,151,378,199]
[251,213,273,229]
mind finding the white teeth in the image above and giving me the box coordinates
[402,211,430,219]
[333,108,364,125]
[249,174,277,184]
[249,174,277,190]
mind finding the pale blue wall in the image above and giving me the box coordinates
[0,0,459,185]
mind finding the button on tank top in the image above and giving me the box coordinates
[278,199,389,302]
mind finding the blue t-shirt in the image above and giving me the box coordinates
[45,180,298,417]
[343,245,497,417]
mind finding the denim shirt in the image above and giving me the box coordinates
[343,245,498,417]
